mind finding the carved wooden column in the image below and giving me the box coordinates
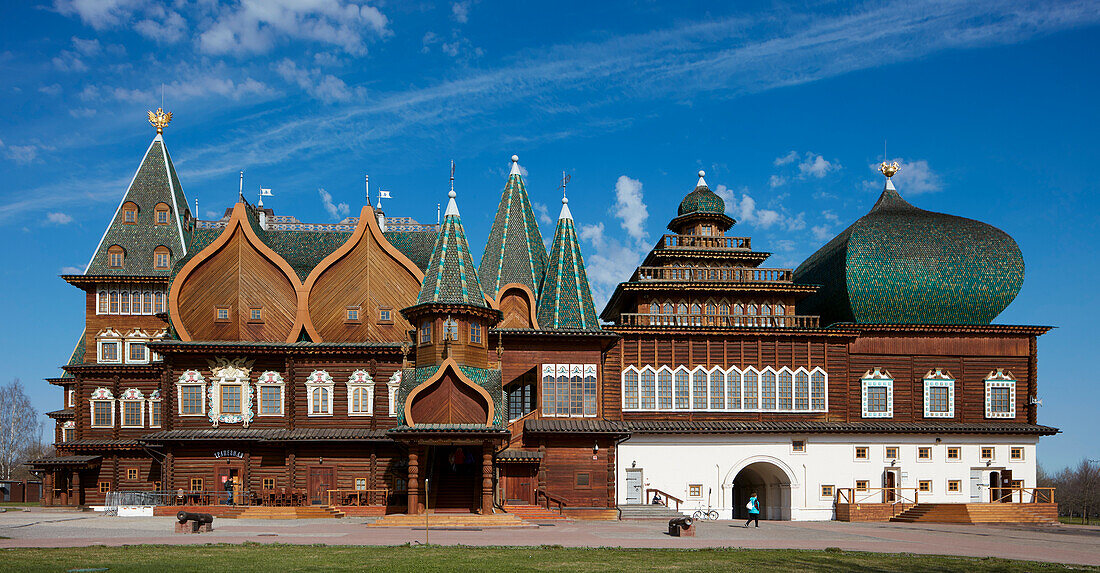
[606,438,616,508]
[407,443,420,514]
[60,472,69,505]
[288,449,297,489]
[481,441,493,514]
[165,451,174,491]
[43,471,53,506]
[369,448,377,503]
[73,471,83,506]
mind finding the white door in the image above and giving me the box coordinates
[970,468,983,502]
[625,468,643,504]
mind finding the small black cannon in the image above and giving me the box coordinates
[176,511,214,533]
[668,515,694,537]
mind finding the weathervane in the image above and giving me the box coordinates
[559,171,571,198]
[147,108,172,134]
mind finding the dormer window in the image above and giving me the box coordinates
[122,202,138,224]
[108,245,125,268]
[153,246,171,270]
[154,203,170,225]
[419,321,432,345]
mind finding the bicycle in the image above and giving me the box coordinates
[692,508,719,520]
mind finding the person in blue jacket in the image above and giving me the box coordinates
[744,492,760,527]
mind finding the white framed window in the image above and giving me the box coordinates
[126,340,149,364]
[923,369,955,418]
[541,364,598,416]
[443,318,459,341]
[582,364,597,416]
[639,366,656,410]
[691,367,707,409]
[742,367,759,409]
[97,289,109,314]
[657,367,673,410]
[709,367,725,409]
[985,369,1016,419]
[119,388,145,428]
[861,368,893,418]
[89,387,115,428]
[673,367,690,409]
[67,388,75,408]
[346,370,374,416]
[726,367,742,410]
[777,368,794,410]
[306,370,334,416]
[154,292,166,314]
[97,329,123,364]
[176,370,206,416]
[760,368,776,410]
[387,370,402,417]
[256,371,285,416]
[622,367,639,410]
[419,321,432,344]
[207,362,253,425]
[149,390,162,428]
[61,421,75,442]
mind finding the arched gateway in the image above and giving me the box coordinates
[728,458,796,521]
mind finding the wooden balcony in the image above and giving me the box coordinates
[618,313,820,328]
[637,266,793,283]
[660,234,751,250]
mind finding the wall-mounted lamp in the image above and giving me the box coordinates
[319,457,324,465]
[631,460,636,468]
[593,442,599,455]
[890,459,897,467]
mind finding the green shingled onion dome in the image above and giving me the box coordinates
[793,162,1024,326]
[678,171,725,215]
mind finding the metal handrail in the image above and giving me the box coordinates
[619,313,819,328]
[645,488,683,511]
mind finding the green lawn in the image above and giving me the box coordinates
[1059,516,1097,525]
[0,545,1093,573]
[0,502,37,507]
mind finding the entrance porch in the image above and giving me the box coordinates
[389,425,509,515]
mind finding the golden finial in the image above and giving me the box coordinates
[147,108,173,134]
[879,161,900,178]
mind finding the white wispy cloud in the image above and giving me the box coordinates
[274,59,362,103]
[578,221,646,310]
[798,153,838,178]
[59,265,84,274]
[452,2,470,24]
[46,212,73,224]
[612,175,648,241]
[532,201,552,225]
[319,187,349,220]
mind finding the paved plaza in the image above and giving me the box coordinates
[1,508,1098,566]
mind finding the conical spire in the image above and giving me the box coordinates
[537,195,599,330]
[85,127,191,276]
[479,154,549,299]
[417,187,488,307]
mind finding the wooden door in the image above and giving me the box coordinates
[502,465,537,504]
[1000,469,1013,502]
[625,468,643,504]
[309,467,335,505]
[884,470,896,503]
[217,465,244,505]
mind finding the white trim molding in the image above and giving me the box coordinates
[984,369,1017,419]
[208,359,254,427]
[176,370,206,416]
[923,369,955,418]
[256,371,285,417]
[387,370,402,417]
[861,368,893,419]
[621,365,827,413]
[119,388,145,428]
[346,369,374,416]
[89,387,115,428]
[306,370,334,417]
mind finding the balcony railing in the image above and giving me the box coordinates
[660,234,751,250]
[637,266,794,283]
[618,313,820,328]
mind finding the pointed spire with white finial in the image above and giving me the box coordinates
[444,160,459,216]
[510,154,522,176]
[697,170,708,189]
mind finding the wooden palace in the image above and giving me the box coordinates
[31,114,1058,523]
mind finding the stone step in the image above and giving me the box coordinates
[369,513,532,528]
[618,504,686,520]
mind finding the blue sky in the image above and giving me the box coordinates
[1,1,1097,469]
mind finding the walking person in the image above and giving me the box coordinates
[744,492,760,527]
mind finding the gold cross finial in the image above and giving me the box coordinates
[879,161,900,178]
[147,108,173,134]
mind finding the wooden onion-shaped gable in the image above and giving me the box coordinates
[404,357,495,426]
[170,203,301,342]
[492,283,540,329]
[299,206,425,342]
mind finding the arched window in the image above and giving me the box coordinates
[692,368,707,409]
[108,245,125,268]
[649,302,659,315]
[622,367,639,410]
[109,291,120,314]
[709,369,725,409]
[639,368,656,409]
[142,292,152,314]
[153,246,171,270]
[674,368,690,409]
[443,318,459,341]
[350,387,370,414]
[761,303,771,316]
[120,291,130,314]
[718,303,730,326]
[778,369,793,410]
[121,202,138,224]
[657,368,673,410]
[311,387,330,415]
[705,303,717,325]
[742,368,759,409]
[794,370,810,410]
[677,303,688,315]
[154,292,165,314]
[154,203,170,225]
[760,369,777,409]
[98,290,109,314]
[662,303,674,315]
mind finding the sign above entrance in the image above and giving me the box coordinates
[214,449,245,459]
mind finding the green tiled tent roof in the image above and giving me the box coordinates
[479,159,548,298]
[396,365,505,426]
[59,329,86,379]
[417,197,488,307]
[383,231,436,272]
[85,136,191,276]
[793,180,1024,326]
[537,200,600,330]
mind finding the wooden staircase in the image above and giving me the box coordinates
[890,503,1058,524]
[368,512,533,528]
[236,506,345,519]
[502,504,570,521]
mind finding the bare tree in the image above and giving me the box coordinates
[0,378,39,480]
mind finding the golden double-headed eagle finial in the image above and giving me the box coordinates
[879,161,900,178]
[148,108,173,134]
